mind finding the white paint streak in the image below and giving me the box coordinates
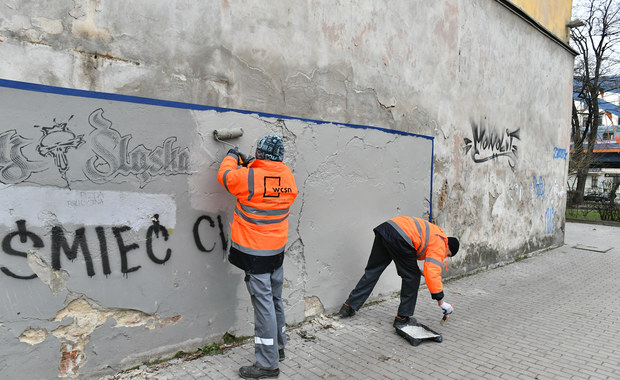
[28,251,68,295]
[0,186,176,230]
[399,325,439,339]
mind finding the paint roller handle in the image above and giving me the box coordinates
[439,301,453,324]
[441,313,450,324]
[439,300,454,315]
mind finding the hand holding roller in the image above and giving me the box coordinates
[213,128,250,165]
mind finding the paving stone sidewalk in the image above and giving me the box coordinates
[104,222,620,379]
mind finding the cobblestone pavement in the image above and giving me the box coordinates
[103,222,620,379]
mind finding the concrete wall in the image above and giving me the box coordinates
[0,0,575,378]
[0,81,433,378]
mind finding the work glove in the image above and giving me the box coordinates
[227,147,240,158]
[239,152,255,167]
[439,301,454,315]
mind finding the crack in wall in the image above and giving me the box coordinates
[73,48,141,65]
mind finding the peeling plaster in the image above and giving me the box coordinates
[438,179,449,210]
[70,0,112,43]
[19,328,48,345]
[304,296,325,318]
[69,0,87,19]
[30,296,182,378]
[31,17,64,35]
[411,106,439,136]
[25,254,181,377]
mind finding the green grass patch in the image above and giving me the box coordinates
[566,208,601,221]
[514,254,528,262]
[126,332,252,371]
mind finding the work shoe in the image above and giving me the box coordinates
[279,348,285,362]
[339,303,355,318]
[239,364,279,379]
[393,315,416,327]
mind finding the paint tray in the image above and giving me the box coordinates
[395,322,442,346]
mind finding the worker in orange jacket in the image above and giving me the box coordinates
[339,216,459,327]
[218,135,297,379]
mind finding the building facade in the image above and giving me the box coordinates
[0,1,575,377]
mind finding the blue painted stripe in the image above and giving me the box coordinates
[0,77,436,220]
[429,139,434,222]
[0,78,434,140]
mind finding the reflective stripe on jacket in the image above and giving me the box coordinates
[218,154,298,256]
[387,216,449,299]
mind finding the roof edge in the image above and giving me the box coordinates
[494,0,579,57]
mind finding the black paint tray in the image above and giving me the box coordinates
[395,322,443,346]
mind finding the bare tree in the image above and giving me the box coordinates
[570,0,620,204]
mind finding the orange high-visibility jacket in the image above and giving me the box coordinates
[387,216,449,299]
[218,154,298,256]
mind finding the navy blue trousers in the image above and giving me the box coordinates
[345,228,421,317]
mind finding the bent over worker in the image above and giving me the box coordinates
[339,216,459,327]
[218,135,297,380]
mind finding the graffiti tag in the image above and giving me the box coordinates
[533,176,545,198]
[0,214,227,280]
[553,147,568,160]
[545,207,556,234]
[464,122,520,171]
[0,130,48,184]
[83,109,190,187]
[0,108,190,188]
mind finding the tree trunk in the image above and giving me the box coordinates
[609,179,619,205]
[575,168,587,204]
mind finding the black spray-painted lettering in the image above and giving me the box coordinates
[95,226,112,276]
[193,215,216,252]
[217,215,227,252]
[0,220,42,279]
[51,226,95,277]
[1,214,227,280]
[112,226,141,276]
[146,214,171,264]
[1,221,170,279]
[193,214,228,253]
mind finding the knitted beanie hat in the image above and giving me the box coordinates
[255,135,284,161]
[448,237,460,256]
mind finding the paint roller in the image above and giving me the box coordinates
[213,127,244,148]
[213,127,247,165]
